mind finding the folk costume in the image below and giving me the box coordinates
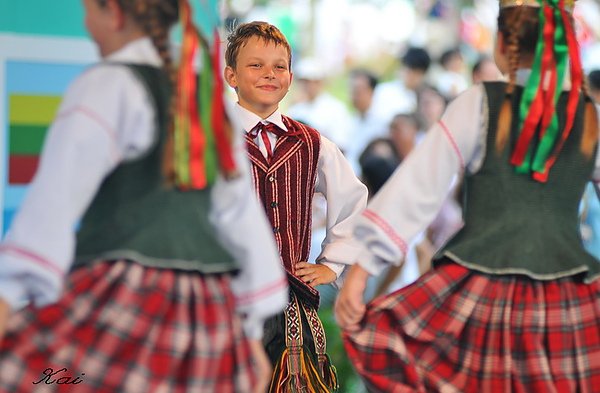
[343,0,600,391]
[0,31,288,393]
[236,104,368,392]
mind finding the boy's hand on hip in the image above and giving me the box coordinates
[334,264,369,332]
[296,262,336,287]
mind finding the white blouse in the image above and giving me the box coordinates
[0,37,288,339]
[354,82,600,276]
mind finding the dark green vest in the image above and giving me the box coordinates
[74,64,237,274]
[434,82,600,283]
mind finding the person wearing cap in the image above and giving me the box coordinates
[335,0,600,391]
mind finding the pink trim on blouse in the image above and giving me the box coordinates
[0,244,63,276]
[438,120,465,170]
[363,209,408,255]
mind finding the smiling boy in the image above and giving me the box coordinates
[224,22,368,392]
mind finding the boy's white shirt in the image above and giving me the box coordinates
[354,72,600,276]
[234,104,369,287]
[0,37,288,339]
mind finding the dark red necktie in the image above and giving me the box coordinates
[248,122,286,161]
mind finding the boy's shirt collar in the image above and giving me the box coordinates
[234,103,289,133]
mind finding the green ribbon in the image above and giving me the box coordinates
[514,0,569,175]
[515,0,547,174]
[532,2,568,174]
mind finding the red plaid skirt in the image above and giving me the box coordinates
[0,260,256,393]
[343,262,600,393]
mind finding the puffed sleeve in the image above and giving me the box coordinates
[0,64,154,309]
[353,85,484,275]
[209,102,288,339]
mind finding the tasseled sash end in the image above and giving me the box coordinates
[269,346,338,392]
[318,353,339,391]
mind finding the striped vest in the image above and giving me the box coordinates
[246,116,321,274]
[435,81,600,282]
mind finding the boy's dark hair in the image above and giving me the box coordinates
[350,68,379,91]
[225,21,292,69]
[401,47,431,72]
[588,70,600,92]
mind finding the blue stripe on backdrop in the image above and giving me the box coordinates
[3,61,86,235]
[2,209,14,234]
[6,61,87,94]
[3,187,26,210]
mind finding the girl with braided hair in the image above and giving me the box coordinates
[335,0,600,391]
[0,0,288,391]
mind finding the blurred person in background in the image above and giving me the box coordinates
[416,84,448,136]
[388,113,420,161]
[580,69,600,260]
[588,69,600,103]
[435,47,469,99]
[372,46,432,126]
[471,54,503,84]
[287,57,352,152]
[345,69,389,175]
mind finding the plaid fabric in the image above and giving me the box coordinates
[343,262,600,393]
[0,260,256,393]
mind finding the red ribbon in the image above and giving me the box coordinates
[533,1,583,182]
[510,3,557,167]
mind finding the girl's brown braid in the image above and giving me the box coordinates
[128,0,180,181]
[97,0,180,181]
[496,6,526,152]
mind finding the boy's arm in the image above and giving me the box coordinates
[313,136,369,287]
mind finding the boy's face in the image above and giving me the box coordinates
[224,36,292,118]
